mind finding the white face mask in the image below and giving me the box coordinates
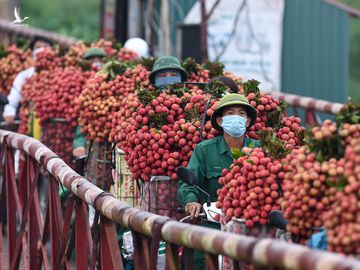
[221,115,247,138]
[32,47,45,60]
[91,62,103,69]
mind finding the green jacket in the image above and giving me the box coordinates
[73,126,86,148]
[178,136,259,207]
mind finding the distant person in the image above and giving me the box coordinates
[83,47,106,69]
[124,37,150,58]
[72,47,107,159]
[3,35,53,125]
[149,56,188,89]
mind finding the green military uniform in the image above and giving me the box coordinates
[83,47,106,60]
[178,136,259,270]
[178,93,259,270]
[178,135,259,207]
[149,56,188,85]
[73,126,86,149]
[60,126,86,198]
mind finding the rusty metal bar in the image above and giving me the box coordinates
[262,90,343,115]
[81,200,93,258]
[26,155,40,269]
[322,0,360,18]
[305,109,318,126]
[0,178,4,270]
[205,253,218,270]
[48,177,63,269]
[11,156,40,269]
[38,204,50,270]
[1,130,360,269]
[132,231,150,269]
[90,212,100,270]
[165,244,180,270]
[55,196,75,269]
[4,145,17,269]
[262,91,344,126]
[99,216,123,270]
[75,199,89,270]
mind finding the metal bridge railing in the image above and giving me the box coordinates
[0,129,359,270]
[262,90,344,126]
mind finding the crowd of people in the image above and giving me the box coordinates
[3,33,264,269]
[1,35,335,269]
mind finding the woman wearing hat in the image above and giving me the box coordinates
[178,93,259,269]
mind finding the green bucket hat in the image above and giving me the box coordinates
[149,56,188,84]
[211,94,258,132]
[83,47,106,60]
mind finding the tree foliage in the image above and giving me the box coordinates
[21,0,100,42]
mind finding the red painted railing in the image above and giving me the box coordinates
[263,90,344,126]
[0,130,359,269]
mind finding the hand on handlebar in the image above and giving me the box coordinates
[4,115,15,125]
[73,147,86,158]
[185,202,202,219]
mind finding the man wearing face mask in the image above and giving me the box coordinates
[83,47,106,70]
[149,56,188,89]
[3,35,53,126]
[178,93,259,269]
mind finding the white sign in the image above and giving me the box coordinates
[185,0,285,91]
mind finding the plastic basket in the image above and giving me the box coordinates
[41,118,76,167]
[110,147,140,207]
[221,217,277,270]
[139,176,183,219]
[85,141,113,190]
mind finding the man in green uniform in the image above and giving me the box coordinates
[178,93,259,269]
[149,56,188,89]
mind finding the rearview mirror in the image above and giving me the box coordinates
[269,210,288,230]
[177,166,199,186]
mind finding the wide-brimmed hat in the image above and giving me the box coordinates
[83,48,106,60]
[210,94,257,132]
[149,56,188,84]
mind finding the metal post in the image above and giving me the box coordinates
[75,199,89,270]
[146,0,155,55]
[99,216,123,270]
[5,147,17,269]
[161,0,171,55]
[200,0,208,62]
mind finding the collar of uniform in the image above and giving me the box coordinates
[218,135,251,155]
[218,135,231,155]
[243,136,249,147]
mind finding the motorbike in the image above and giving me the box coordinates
[177,166,222,223]
[176,166,223,269]
[269,210,328,249]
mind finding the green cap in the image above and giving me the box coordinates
[83,48,106,60]
[211,93,258,132]
[149,56,188,84]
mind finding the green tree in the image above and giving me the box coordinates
[339,0,360,102]
[21,0,100,42]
